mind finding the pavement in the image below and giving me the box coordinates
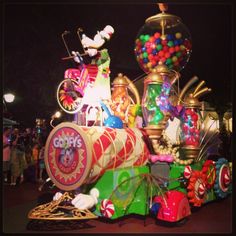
[1,181,233,234]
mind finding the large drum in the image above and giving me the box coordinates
[45,122,149,191]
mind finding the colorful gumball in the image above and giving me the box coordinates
[135,15,192,72]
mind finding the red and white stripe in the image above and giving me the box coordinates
[81,127,149,183]
[198,183,205,196]
[100,199,115,218]
[184,166,192,179]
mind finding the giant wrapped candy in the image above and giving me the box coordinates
[45,122,149,191]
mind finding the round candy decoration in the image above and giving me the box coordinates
[100,199,115,218]
[214,158,231,198]
[183,165,192,179]
[187,170,207,207]
[202,160,216,189]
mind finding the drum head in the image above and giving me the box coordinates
[45,122,92,191]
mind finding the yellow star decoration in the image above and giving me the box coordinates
[49,130,85,183]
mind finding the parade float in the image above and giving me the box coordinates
[28,3,232,228]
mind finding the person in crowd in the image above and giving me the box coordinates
[32,142,40,181]
[38,138,46,182]
[23,128,34,166]
[3,127,11,183]
[10,128,27,186]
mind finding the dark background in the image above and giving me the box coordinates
[3,1,233,128]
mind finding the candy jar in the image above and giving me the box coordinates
[142,64,179,139]
[134,3,192,73]
[110,73,141,127]
[177,77,211,163]
[110,73,131,125]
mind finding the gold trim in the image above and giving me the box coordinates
[145,13,182,27]
[28,192,97,220]
[181,146,201,160]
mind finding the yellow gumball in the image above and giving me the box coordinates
[175,32,182,39]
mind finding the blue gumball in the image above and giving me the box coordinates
[141,47,146,52]
[178,38,183,45]
[167,34,174,41]
[143,58,149,63]
[155,38,161,44]
[174,40,179,46]
[152,49,157,55]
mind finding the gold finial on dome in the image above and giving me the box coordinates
[112,73,129,86]
[158,3,168,13]
[184,93,201,108]
[145,68,164,84]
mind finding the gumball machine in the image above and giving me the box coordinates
[134,3,192,73]
[178,78,212,163]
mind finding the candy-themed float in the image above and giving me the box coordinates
[28,3,232,230]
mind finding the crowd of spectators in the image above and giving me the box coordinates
[3,127,47,186]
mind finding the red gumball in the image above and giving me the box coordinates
[163,46,169,52]
[148,54,154,60]
[151,43,156,49]
[145,42,151,48]
[192,113,198,121]
[174,60,179,66]
[158,50,165,57]
[154,32,161,39]
[154,55,160,61]
[151,60,157,66]
[185,109,192,115]
[162,40,167,45]
[169,47,175,54]
[175,45,180,52]
[149,36,155,43]
[147,48,153,54]
[160,57,166,63]
[165,52,171,59]
[183,126,188,133]
[195,129,200,134]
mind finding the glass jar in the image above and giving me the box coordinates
[134,11,192,73]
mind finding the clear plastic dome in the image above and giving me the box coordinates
[134,12,192,73]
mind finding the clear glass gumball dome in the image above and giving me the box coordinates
[134,9,192,73]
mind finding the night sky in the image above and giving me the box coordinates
[3,2,233,128]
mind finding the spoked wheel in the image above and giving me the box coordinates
[57,79,84,114]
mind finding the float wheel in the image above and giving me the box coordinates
[56,79,83,114]
[214,158,231,198]
[202,160,216,189]
[187,170,207,207]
